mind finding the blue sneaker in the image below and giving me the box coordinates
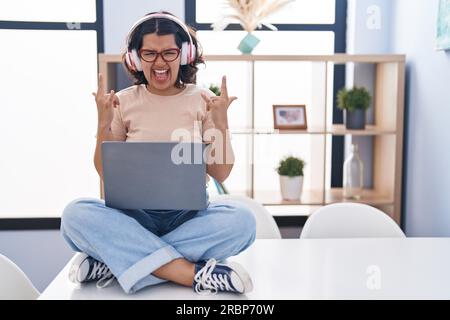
[68,253,115,288]
[193,258,253,295]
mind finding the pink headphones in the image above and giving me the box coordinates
[125,13,197,72]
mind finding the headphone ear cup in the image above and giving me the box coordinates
[190,43,196,64]
[125,52,133,70]
[180,42,188,65]
[130,49,142,71]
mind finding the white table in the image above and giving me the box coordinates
[39,238,450,300]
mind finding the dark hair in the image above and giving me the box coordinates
[122,11,204,88]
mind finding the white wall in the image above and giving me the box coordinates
[391,0,450,236]
[103,0,184,54]
[348,0,450,236]
[347,0,392,54]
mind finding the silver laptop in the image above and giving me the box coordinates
[102,142,207,210]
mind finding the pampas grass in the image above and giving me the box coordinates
[212,0,294,32]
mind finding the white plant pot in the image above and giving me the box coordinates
[279,175,304,200]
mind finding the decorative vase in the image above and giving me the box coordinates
[343,144,364,199]
[237,32,260,54]
[279,175,304,200]
[344,109,366,130]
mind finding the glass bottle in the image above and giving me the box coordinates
[343,143,364,199]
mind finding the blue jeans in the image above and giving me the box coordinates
[60,197,256,294]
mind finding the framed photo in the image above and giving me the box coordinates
[273,105,307,130]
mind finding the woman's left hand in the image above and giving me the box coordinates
[201,76,237,129]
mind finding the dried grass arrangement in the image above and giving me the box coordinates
[212,0,294,32]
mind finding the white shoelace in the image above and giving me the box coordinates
[194,258,233,295]
[96,273,115,289]
[87,261,115,288]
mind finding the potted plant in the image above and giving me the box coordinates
[208,83,221,96]
[337,86,372,130]
[276,155,305,200]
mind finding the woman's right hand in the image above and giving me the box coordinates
[92,73,120,128]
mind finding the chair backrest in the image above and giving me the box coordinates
[0,253,40,300]
[300,203,405,239]
[211,194,282,239]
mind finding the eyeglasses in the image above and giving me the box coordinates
[139,48,181,63]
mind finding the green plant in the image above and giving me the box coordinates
[209,83,221,96]
[337,87,372,112]
[276,156,305,177]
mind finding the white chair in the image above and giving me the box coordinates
[0,253,40,300]
[300,202,405,239]
[211,194,282,239]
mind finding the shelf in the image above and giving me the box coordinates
[253,190,324,206]
[327,124,397,136]
[231,127,325,135]
[98,53,405,225]
[228,189,393,207]
[231,125,396,136]
[325,188,394,206]
[263,205,321,217]
[203,54,406,63]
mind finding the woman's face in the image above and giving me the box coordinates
[140,33,182,96]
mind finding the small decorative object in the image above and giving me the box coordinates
[237,32,261,54]
[208,83,221,96]
[343,143,364,200]
[273,105,307,130]
[337,86,371,130]
[437,0,450,50]
[276,155,305,200]
[211,0,294,54]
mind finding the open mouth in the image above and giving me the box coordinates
[152,69,170,82]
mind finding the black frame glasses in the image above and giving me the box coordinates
[139,48,181,63]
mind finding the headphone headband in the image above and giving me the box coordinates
[125,13,194,50]
[125,12,196,70]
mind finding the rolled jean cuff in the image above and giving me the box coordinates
[117,245,182,294]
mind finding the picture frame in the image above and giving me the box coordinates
[437,0,450,50]
[273,105,308,130]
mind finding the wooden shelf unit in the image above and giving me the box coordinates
[98,54,405,225]
[230,124,396,136]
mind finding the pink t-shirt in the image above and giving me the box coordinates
[111,84,215,143]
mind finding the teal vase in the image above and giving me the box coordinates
[237,33,260,54]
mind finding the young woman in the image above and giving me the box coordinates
[60,12,256,295]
